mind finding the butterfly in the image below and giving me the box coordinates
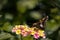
[32,16,48,30]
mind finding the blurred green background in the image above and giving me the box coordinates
[0,0,60,40]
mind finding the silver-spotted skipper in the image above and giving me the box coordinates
[32,16,48,30]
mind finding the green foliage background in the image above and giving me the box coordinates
[0,0,60,40]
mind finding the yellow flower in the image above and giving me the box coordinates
[31,31,35,35]
[15,25,20,29]
[24,28,29,31]
[22,25,29,31]
[24,25,29,28]
[30,27,35,31]
[38,30,45,37]
[16,30,21,34]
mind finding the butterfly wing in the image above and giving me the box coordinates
[32,16,48,30]
[39,16,48,29]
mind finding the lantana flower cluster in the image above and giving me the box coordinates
[12,25,46,39]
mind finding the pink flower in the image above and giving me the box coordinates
[33,33,40,39]
[21,30,28,37]
[12,25,46,39]
[12,28,17,32]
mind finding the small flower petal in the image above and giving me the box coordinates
[33,33,40,39]
[16,30,21,34]
[21,30,28,37]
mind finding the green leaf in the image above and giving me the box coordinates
[0,32,13,40]
[30,11,42,19]
[22,35,33,40]
[2,22,13,32]
[46,19,59,32]
[51,8,59,13]
[17,1,26,13]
